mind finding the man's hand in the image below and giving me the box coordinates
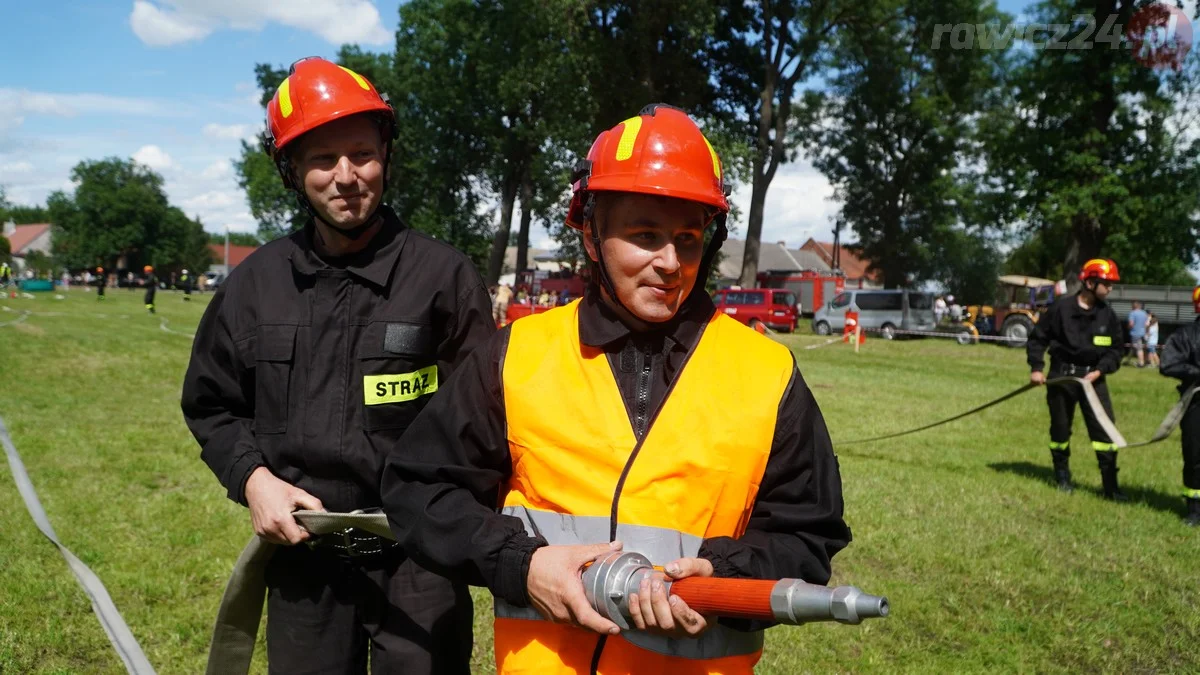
[1083,370,1102,384]
[244,466,324,545]
[527,541,624,635]
[1030,371,1046,386]
[628,557,714,638]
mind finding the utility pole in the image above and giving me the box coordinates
[832,218,843,271]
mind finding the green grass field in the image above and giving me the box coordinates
[1,288,1196,673]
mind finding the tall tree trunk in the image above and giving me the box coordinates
[486,178,520,285]
[738,166,769,286]
[1064,214,1104,294]
[516,170,533,276]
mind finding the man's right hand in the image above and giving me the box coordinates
[243,466,324,545]
[1030,371,1046,386]
[526,541,624,635]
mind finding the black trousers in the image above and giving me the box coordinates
[144,286,155,306]
[1182,397,1200,491]
[264,544,473,675]
[1046,376,1116,446]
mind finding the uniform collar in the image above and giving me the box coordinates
[288,205,409,287]
[1069,292,1107,314]
[578,283,715,351]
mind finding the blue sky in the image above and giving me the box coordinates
[1,1,403,236]
[1,0,1185,250]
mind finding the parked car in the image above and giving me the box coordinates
[712,287,801,333]
[812,289,936,339]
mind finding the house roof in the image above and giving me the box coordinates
[716,239,832,280]
[800,238,876,281]
[4,223,51,255]
[208,243,258,268]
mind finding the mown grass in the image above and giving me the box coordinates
[1,289,1196,673]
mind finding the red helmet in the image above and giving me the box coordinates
[95,266,103,273]
[1192,285,1200,306]
[263,57,394,189]
[1078,258,1120,282]
[565,104,728,230]
[143,265,153,273]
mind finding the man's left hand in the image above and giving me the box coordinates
[627,557,714,638]
[1083,370,1102,383]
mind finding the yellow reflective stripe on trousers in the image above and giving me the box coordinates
[1185,488,1200,499]
[1091,441,1118,452]
[493,505,764,659]
[1048,441,1069,450]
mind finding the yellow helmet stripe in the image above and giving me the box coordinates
[702,135,721,179]
[615,116,643,161]
[338,66,371,90]
[277,78,293,118]
[1193,286,1200,303]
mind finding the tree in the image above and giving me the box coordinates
[48,157,207,272]
[207,231,261,247]
[0,186,50,224]
[0,235,11,266]
[711,0,852,287]
[982,0,1200,292]
[807,0,1005,289]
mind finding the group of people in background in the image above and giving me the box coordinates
[1125,301,1160,368]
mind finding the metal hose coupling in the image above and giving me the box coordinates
[582,551,888,628]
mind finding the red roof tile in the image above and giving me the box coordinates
[208,243,258,268]
[799,238,878,281]
[4,223,51,255]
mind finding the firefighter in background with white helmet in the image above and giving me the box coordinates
[1027,259,1127,499]
[181,57,492,672]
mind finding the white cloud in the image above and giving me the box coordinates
[729,158,841,249]
[203,122,251,141]
[130,0,213,46]
[132,144,175,170]
[129,0,390,48]
[181,189,238,210]
[0,161,34,175]
[0,89,175,127]
[200,159,232,180]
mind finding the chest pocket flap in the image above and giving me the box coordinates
[254,324,297,435]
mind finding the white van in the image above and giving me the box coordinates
[812,289,936,339]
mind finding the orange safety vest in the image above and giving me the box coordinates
[496,300,795,675]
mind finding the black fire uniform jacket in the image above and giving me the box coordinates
[181,206,494,512]
[1027,294,1124,375]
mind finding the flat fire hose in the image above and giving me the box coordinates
[840,378,1199,449]
[0,416,156,675]
[205,510,392,675]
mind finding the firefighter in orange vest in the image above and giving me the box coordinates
[381,105,852,674]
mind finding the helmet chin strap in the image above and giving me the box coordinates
[584,196,728,326]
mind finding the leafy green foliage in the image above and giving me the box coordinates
[47,157,209,273]
[206,231,261,247]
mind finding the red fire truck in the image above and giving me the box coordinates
[756,270,847,317]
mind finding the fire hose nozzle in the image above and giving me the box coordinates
[582,551,888,628]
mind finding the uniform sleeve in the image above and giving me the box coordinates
[436,264,497,376]
[1160,330,1200,383]
[380,327,546,606]
[1097,308,1124,374]
[181,285,263,506]
[698,368,851,587]
[1026,301,1056,372]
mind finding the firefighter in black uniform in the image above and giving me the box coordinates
[143,265,157,313]
[1160,285,1200,526]
[95,266,106,300]
[1027,258,1127,499]
[180,57,493,673]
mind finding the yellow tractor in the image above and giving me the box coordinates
[953,275,1060,347]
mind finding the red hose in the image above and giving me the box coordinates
[670,578,776,621]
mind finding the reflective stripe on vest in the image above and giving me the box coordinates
[496,301,794,674]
